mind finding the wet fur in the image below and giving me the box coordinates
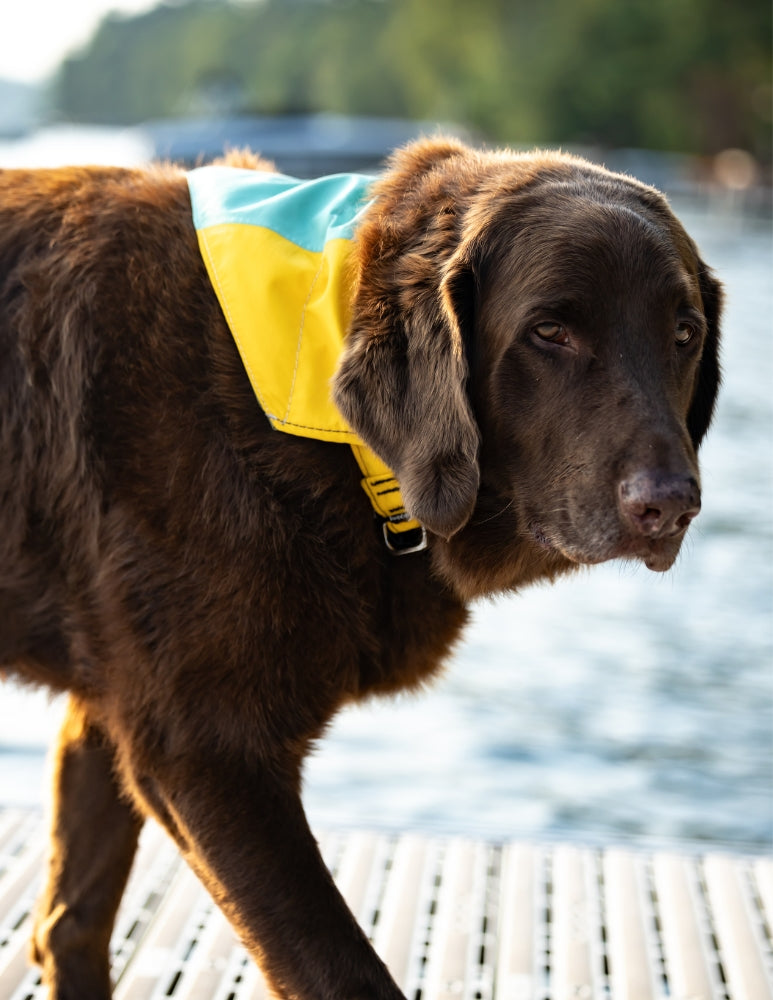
[0,139,721,999]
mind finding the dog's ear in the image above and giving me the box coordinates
[334,244,480,540]
[687,262,723,448]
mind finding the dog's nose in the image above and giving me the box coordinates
[618,472,701,538]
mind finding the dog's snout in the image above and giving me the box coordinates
[618,472,701,539]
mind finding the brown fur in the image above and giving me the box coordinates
[0,138,721,999]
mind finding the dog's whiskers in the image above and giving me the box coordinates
[471,497,514,526]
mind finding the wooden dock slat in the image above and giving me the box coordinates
[420,838,477,1000]
[371,834,429,989]
[110,822,183,985]
[551,845,597,998]
[114,862,203,1000]
[420,838,495,1000]
[161,907,264,1000]
[0,825,45,920]
[332,830,380,922]
[0,829,47,1000]
[495,844,539,1000]
[1,922,42,1000]
[175,915,236,1000]
[652,852,716,1000]
[703,854,773,1000]
[0,809,35,862]
[603,849,657,1000]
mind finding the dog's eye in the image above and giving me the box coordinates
[675,321,695,345]
[533,322,569,345]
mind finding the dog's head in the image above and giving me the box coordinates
[334,139,722,597]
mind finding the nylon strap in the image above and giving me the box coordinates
[350,444,423,535]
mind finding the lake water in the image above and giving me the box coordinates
[0,137,770,851]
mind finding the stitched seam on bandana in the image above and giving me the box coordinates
[284,255,326,424]
[274,419,354,434]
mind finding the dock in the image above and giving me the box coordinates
[0,807,770,999]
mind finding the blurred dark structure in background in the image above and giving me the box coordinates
[143,113,470,177]
[45,0,772,170]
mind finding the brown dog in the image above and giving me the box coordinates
[0,138,721,999]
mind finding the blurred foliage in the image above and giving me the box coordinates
[52,0,771,159]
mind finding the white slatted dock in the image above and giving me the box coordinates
[0,808,770,1000]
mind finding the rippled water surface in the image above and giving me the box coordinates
[1,198,771,849]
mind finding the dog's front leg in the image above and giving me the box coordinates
[132,750,405,1000]
[31,696,145,1000]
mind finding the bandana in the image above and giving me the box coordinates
[187,166,424,549]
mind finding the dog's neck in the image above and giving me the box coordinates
[188,165,425,553]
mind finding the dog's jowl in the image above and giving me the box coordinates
[0,139,721,1000]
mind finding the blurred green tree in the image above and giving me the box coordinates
[51,0,772,160]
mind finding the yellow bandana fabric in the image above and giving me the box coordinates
[187,166,423,543]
